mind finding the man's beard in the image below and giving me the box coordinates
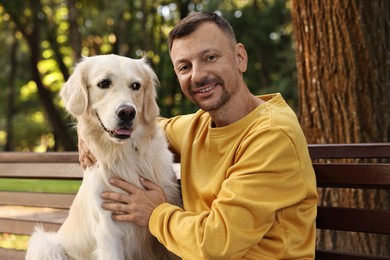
[195,89,230,112]
[190,76,230,111]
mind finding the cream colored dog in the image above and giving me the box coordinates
[26,55,180,260]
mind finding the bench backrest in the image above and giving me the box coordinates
[310,143,390,260]
[0,143,389,259]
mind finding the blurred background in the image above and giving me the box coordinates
[0,0,296,152]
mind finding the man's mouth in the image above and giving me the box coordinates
[192,77,224,95]
[194,85,217,94]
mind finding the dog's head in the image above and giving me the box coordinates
[60,54,160,143]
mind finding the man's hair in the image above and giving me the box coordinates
[168,11,237,52]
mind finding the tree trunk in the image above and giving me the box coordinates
[47,27,70,81]
[3,1,77,151]
[292,0,389,144]
[67,0,82,63]
[26,32,76,151]
[291,0,390,256]
[5,37,18,151]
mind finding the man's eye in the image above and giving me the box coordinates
[131,82,141,90]
[206,55,216,61]
[97,79,111,89]
[178,64,191,73]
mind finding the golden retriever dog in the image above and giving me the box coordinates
[26,54,180,260]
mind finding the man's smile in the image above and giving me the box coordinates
[194,84,218,94]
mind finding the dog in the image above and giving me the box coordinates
[26,54,181,260]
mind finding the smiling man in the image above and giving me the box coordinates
[85,11,318,259]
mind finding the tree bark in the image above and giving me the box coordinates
[5,37,18,151]
[67,0,82,63]
[291,0,390,256]
[292,0,389,144]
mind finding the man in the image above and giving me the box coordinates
[82,11,317,259]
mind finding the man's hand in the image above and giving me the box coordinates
[101,177,167,227]
[78,137,97,169]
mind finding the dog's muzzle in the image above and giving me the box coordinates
[96,105,135,141]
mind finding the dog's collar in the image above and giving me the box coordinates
[95,112,137,148]
[95,112,115,135]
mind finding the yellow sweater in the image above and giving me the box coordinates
[150,93,317,259]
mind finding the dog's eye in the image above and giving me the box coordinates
[97,79,111,89]
[131,82,141,91]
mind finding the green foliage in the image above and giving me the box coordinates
[0,0,296,151]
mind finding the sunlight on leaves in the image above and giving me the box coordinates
[42,49,54,59]
[57,34,68,44]
[20,81,38,101]
[38,58,57,73]
[101,43,113,53]
[33,133,55,152]
[43,71,63,91]
[0,131,6,146]
[31,111,45,124]
[41,40,50,49]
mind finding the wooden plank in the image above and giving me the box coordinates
[0,191,75,208]
[0,247,25,260]
[0,152,79,163]
[0,163,83,179]
[0,218,61,235]
[315,249,390,260]
[314,163,390,189]
[316,206,390,234]
[309,143,390,160]
[0,205,68,224]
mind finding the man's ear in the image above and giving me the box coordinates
[60,58,89,116]
[236,43,248,73]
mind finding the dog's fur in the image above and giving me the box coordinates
[26,54,181,260]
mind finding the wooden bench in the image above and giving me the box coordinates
[1,143,389,259]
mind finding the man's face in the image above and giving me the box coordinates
[170,22,246,112]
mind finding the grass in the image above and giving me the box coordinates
[0,179,81,250]
[0,178,81,193]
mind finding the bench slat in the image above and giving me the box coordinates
[0,218,61,235]
[0,191,75,208]
[0,247,25,260]
[0,152,79,163]
[309,143,390,159]
[316,206,390,234]
[315,249,390,259]
[0,163,83,179]
[314,163,390,189]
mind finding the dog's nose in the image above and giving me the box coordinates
[116,105,136,122]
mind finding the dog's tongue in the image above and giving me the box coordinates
[115,128,131,136]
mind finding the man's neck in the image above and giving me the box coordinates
[209,93,264,127]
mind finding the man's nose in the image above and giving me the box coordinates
[191,63,208,84]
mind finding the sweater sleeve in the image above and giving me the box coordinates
[149,127,316,259]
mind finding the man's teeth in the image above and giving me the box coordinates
[198,85,215,93]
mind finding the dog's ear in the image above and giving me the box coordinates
[60,58,89,116]
[141,59,160,124]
